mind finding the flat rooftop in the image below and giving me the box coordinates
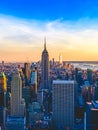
[53,80,74,84]
[86,101,98,111]
[7,116,25,122]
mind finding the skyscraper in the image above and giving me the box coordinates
[41,38,49,89]
[24,62,31,85]
[59,53,62,64]
[0,72,7,92]
[52,80,74,130]
[0,72,7,126]
[0,72,7,107]
[87,69,93,84]
[11,72,25,117]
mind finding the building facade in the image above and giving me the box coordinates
[11,72,25,117]
[86,101,98,130]
[52,80,74,130]
[30,70,38,93]
[41,38,49,89]
[0,73,7,107]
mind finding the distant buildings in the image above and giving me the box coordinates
[59,53,62,64]
[52,80,74,130]
[28,102,43,123]
[41,38,49,89]
[11,72,25,117]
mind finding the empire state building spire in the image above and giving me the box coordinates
[44,37,46,50]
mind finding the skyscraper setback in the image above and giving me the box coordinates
[41,38,49,89]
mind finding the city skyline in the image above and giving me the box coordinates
[0,1,98,62]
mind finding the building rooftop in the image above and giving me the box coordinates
[92,100,98,109]
[53,80,74,84]
[86,100,98,111]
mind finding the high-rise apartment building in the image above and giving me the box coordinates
[41,38,49,89]
[52,80,74,130]
[11,72,25,117]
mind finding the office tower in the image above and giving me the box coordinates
[41,38,49,89]
[52,80,74,130]
[11,72,25,117]
[0,72,7,128]
[22,86,31,106]
[86,101,98,130]
[75,68,78,82]
[0,72,7,92]
[87,69,93,84]
[0,73,7,127]
[0,72,7,107]
[0,72,7,112]
[77,70,84,87]
[30,70,38,94]
[0,107,3,126]
[74,79,78,108]
[95,81,98,100]
[37,90,43,106]
[24,62,31,85]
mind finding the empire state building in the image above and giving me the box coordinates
[41,38,49,89]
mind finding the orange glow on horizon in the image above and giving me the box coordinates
[0,45,98,62]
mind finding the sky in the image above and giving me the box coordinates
[0,0,98,62]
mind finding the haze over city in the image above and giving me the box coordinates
[0,0,98,62]
[1,1,98,130]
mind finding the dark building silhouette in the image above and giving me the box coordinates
[95,81,98,100]
[24,62,31,85]
[87,69,93,84]
[86,101,98,130]
[41,38,49,89]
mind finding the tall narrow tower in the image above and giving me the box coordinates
[11,72,25,116]
[41,38,49,89]
[59,53,62,64]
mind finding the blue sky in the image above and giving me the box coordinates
[0,0,98,21]
[0,0,98,62]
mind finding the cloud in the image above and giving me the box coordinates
[0,14,98,61]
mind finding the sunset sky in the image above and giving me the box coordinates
[0,0,98,62]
